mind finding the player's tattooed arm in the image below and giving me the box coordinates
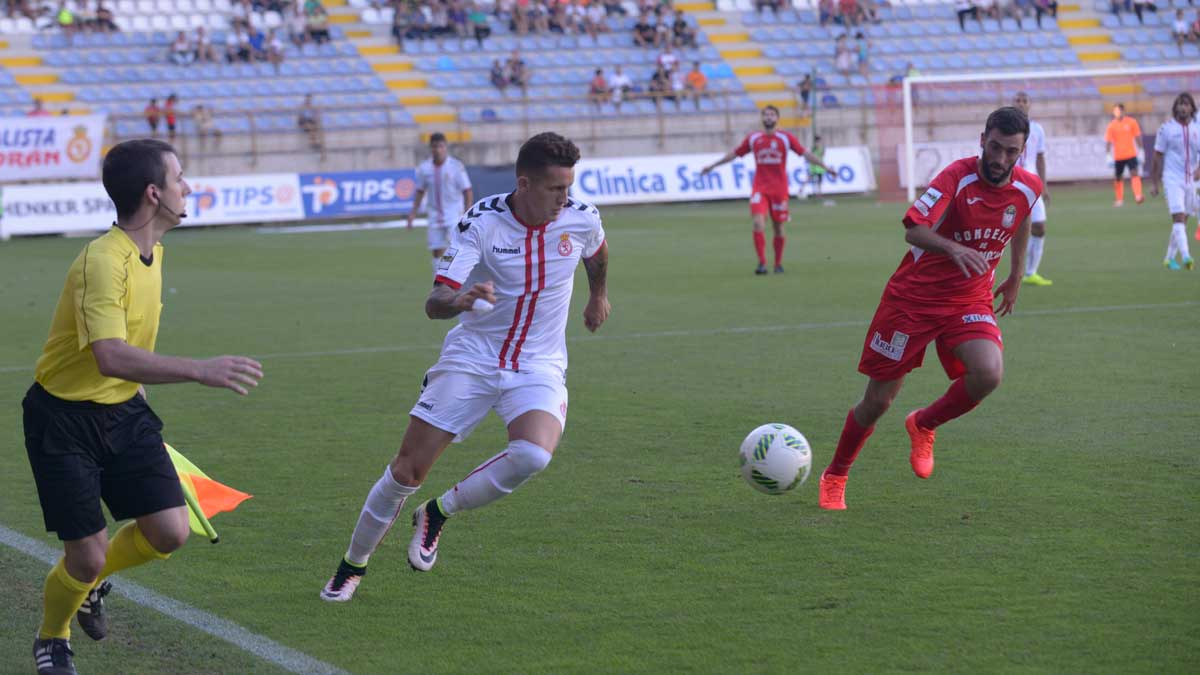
[426,281,496,319]
[582,242,610,332]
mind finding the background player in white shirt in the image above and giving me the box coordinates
[408,132,473,273]
[1014,92,1052,286]
[321,133,611,601]
[1150,93,1200,271]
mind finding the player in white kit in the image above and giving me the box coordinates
[321,133,611,601]
[1014,91,1052,286]
[408,132,473,273]
[1150,93,1199,271]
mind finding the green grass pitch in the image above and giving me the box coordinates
[0,186,1196,673]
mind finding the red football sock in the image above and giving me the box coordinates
[915,378,980,430]
[773,235,785,267]
[752,231,766,265]
[824,408,875,477]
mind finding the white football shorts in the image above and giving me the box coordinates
[1029,195,1046,223]
[427,224,451,251]
[409,367,568,442]
[1164,181,1198,216]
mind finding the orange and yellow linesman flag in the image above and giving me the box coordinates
[165,443,252,544]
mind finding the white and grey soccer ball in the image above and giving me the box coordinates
[739,423,812,495]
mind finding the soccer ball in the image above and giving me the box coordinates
[738,423,812,495]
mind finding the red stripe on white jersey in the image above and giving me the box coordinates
[498,227,535,369]
[434,274,462,289]
[509,228,547,370]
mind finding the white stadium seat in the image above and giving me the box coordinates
[264,10,283,28]
[214,0,232,11]
[116,0,135,13]
[15,17,36,32]
[150,14,170,30]
[131,15,151,30]
[169,14,189,29]
[188,13,206,27]
[193,0,212,10]
[136,0,154,14]
[360,7,380,23]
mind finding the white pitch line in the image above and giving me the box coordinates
[0,300,1195,374]
[0,524,351,675]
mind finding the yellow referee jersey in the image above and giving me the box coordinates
[35,226,163,404]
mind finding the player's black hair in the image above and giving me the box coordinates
[1114,102,1126,112]
[102,138,177,220]
[762,105,780,115]
[1172,92,1196,115]
[984,106,1030,140]
[515,132,580,177]
[429,132,447,145]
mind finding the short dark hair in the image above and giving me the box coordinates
[762,105,780,115]
[429,132,447,145]
[515,132,580,177]
[102,139,177,220]
[1115,102,1125,111]
[984,106,1030,140]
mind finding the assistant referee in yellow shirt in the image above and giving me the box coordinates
[23,139,263,675]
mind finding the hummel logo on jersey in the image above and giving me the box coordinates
[961,313,997,326]
[869,330,909,361]
[966,197,984,205]
[416,400,434,410]
[457,221,470,233]
[493,245,522,254]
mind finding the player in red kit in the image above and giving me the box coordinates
[817,107,1042,510]
[701,105,832,274]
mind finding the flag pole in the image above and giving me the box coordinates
[181,485,220,544]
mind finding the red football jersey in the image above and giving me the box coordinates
[734,130,806,194]
[886,157,1043,307]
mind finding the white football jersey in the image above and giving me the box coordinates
[1153,118,1200,186]
[1018,119,1046,174]
[433,193,606,377]
[416,156,472,227]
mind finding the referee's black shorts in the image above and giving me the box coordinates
[22,383,185,541]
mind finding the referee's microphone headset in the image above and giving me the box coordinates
[152,186,187,220]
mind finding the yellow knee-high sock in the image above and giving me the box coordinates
[39,559,93,640]
[95,522,171,582]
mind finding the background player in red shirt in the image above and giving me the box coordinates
[817,107,1043,510]
[701,106,832,275]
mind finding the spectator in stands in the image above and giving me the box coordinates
[248,26,268,60]
[529,0,551,33]
[654,6,671,46]
[298,94,323,152]
[584,0,609,41]
[468,2,491,45]
[859,0,881,24]
[685,61,706,108]
[956,0,984,30]
[307,5,332,43]
[1172,9,1189,47]
[1131,0,1157,25]
[144,98,160,135]
[192,104,221,147]
[430,2,454,37]
[564,0,588,35]
[672,10,696,47]
[834,34,854,74]
[231,0,252,30]
[648,64,671,108]
[55,3,77,34]
[657,43,679,72]
[506,49,529,95]
[837,0,859,26]
[164,94,178,140]
[756,0,780,15]
[490,58,508,93]
[449,0,469,37]
[1033,0,1056,26]
[1190,12,1200,42]
[226,26,252,61]
[508,0,529,36]
[266,28,285,70]
[286,5,308,45]
[633,12,655,47]
[192,26,217,62]
[854,31,869,76]
[94,2,117,32]
[27,97,51,116]
[818,0,835,25]
[588,68,609,110]
[795,73,812,113]
[170,31,195,65]
[609,64,633,109]
[603,0,626,16]
[986,0,1023,29]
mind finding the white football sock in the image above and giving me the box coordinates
[344,465,419,566]
[1166,225,1178,262]
[430,257,439,274]
[1025,235,1044,276]
[439,440,552,516]
[1173,223,1191,260]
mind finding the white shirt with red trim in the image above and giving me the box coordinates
[416,156,472,228]
[433,193,605,377]
[1154,117,1200,187]
[734,130,806,195]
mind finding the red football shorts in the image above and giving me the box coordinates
[857,299,1004,381]
[749,189,790,223]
